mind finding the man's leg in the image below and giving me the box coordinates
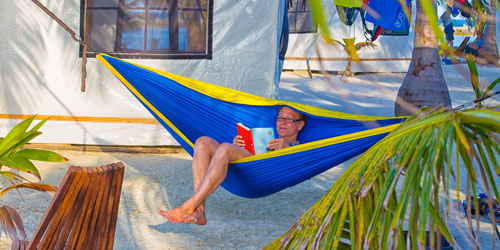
[159,136,218,223]
[186,136,220,225]
[161,141,251,224]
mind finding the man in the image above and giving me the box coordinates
[159,106,306,225]
[464,37,484,56]
[440,7,455,64]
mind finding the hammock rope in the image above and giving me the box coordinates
[453,90,500,111]
[97,54,405,198]
[32,0,88,92]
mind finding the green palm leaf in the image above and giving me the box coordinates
[0,116,67,242]
[267,108,500,249]
[13,149,68,162]
[0,155,41,179]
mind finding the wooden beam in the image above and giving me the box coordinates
[0,114,159,124]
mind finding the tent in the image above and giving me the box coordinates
[0,0,288,146]
[284,0,416,73]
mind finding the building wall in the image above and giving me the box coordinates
[0,0,281,145]
[284,0,415,73]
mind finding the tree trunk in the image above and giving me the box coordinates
[395,0,451,116]
[345,56,353,77]
[478,2,499,65]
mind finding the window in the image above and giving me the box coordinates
[288,0,316,33]
[81,0,212,59]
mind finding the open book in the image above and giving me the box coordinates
[236,123,275,155]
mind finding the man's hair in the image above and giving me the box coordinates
[279,106,306,122]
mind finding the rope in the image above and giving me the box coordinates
[31,0,88,92]
[453,90,500,111]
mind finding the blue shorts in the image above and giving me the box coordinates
[445,32,454,42]
[444,25,454,41]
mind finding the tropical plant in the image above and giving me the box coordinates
[478,0,499,65]
[310,0,452,116]
[470,0,488,39]
[465,53,500,104]
[0,115,67,243]
[323,37,376,77]
[394,0,452,116]
[462,0,499,65]
[263,1,500,249]
[451,54,500,111]
[265,106,500,249]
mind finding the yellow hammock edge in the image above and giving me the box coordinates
[234,123,401,163]
[97,54,407,122]
[97,54,403,162]
[97,53,194,148]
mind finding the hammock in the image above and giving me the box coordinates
[365,0,410,31]
[336,5,361,26]
[335,0,362,26]
[97,54,405,198]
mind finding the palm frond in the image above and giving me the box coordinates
[267,108,500,249]
[355,42,376,51]
[322,35,345,48]
[0,205,27,241]
[0,183,57,199]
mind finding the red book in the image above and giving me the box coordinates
[236,122,255,155]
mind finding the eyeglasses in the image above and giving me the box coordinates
[274,116,303,124]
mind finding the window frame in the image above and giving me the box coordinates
[79,0,213,59]
[287,0,317,34]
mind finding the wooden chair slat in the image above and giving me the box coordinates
[92,166,113,249]
[106,164,125,250]
[18,162,125,250]
[66,169,102,250]
[82,166,111,250]
[75,167,106,250]
[26,167,78,249]
[38,171,87,250]
[99,164,120,250]
[54,169,95,250]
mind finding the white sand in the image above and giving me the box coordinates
[1,63,499,249]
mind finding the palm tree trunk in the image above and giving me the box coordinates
[478,3,499,65]
[345,56,353,77]
[395,0,451,116]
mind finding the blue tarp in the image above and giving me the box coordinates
[365,0,410,31]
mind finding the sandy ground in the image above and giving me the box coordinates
[1,63,500,249]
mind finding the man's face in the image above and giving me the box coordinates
[276,107,304,139]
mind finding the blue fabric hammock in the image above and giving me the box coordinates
[365,0,410,31]
[97,54,405,198]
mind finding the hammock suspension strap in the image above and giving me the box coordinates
[32,0,88,92]
[453,90,500,111]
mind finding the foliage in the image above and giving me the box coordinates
[0,115,67,242]
[266,1,500,248]
[470,1,487,38]
[266,107,500,249]
[466,54,500,102]
[323,37,376,77]
[309,0,375,75]
[325,38,376,63]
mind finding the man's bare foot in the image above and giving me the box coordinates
[183,206,207,225]
[159,207,186,223]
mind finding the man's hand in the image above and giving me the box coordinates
[233,135,246,148]
[268,138,288,151]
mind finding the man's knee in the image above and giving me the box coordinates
[194,136,217,150]
[216,143,233,154]
[212,143,235,158]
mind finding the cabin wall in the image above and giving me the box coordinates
[284,0,416,73]
[0,0,282,145]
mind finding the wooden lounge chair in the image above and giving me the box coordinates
[11,162,125,250]
[455,36,470,56]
